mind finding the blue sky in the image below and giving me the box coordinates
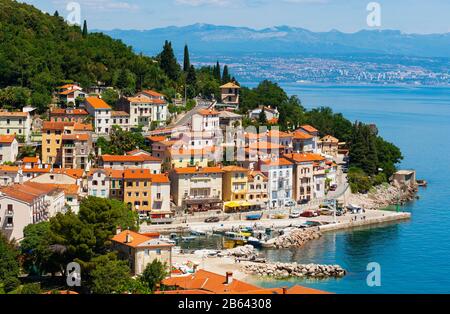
[22,0,450,34]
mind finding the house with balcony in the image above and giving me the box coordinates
[50,108,89,123]
[169,166,224,213]
[0,182,64,241]
[111,111,131,131]
[57,84,86,106]
[284,153,326,203]
[61,133,92,170]
[220,82,240,109]
[260,158,294,208]
[296,125,320,153]
[119,90,169,130]
[247,171,269,208]
[318,135,340,157]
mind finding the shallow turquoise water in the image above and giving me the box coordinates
[246,83,450,293]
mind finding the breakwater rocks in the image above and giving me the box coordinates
[220,245,258,258]
[348,184,418,211]
[264,228,322,249]
[243,262,346,279]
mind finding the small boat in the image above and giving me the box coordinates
[246,236,262,248]
[246,213,263,221]
[190,229,207,236]
[158,235,176,245]
[181,236,197,242]
[417,179,427,187]
[239,229,252,237]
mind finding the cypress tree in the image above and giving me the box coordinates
[222,65,231,84]
[82,20,88,37]
[183,44,190,72]
[53,10,59,17]
[213,61,221,82]
[159,40,181,81]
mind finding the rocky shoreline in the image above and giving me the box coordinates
[348,183,418,211]
[264,228,322,249]
[243,262,346,279]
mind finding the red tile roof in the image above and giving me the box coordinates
[111,111,130,117]
[300,124,319,134]
[173,167,224,175]
[112,230,173,249]
[261,157,293,167]
[0,111,28,117]
[284,153,326,163]
[101,154,161,163]
[0,135,16,144]
[197,109,219,116]
[22,156,39,163]
[85,97,111,110]
[42,121,74,131]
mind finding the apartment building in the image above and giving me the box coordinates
[292,131,316,153]
[0,109,32,142]
[260,158,294,208]
[169,166,223,212]
[119,90,168,129]
[0,182,65,241]
[222,166,248,202]
[296,125,320,153]
[0,135,18,164]
[41,121,74,165]
[319,135,340,157]
[58,84,86,105]
[247,170,269,207]
[112,230,173,275]
[284,153,325,202]
[84,97,112,135]
[123,169,170,214]
[191,109,221,138]
[61,133,92,170]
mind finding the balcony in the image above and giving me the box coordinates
[5,209,13,217]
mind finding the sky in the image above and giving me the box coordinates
[21,0,450,34]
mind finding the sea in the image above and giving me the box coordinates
[245,83,450,294]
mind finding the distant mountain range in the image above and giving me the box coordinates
[101,24,450,58]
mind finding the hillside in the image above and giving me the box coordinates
[103,23,450,58]
[0,0,170,111]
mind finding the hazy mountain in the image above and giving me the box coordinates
[101,24,450,58]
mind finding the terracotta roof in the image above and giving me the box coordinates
[0,165,19,172]
[59,89,75,95]
[261,157,293,167]
[85,97,111,110]
[220,82,240,89]
[0,111,28,117]
[248,170,268,182]
[267,118,279,125]
[149,173,170,184]
[22,167,51,174]
[197,109,219,116]
[88,168,124,179]
[0,182,60,204]
[73,123,93,131]
[222,166,248,172]
[22,157,39,163]
[42,121,74,131]
[284,153,326,163]
[147,135,167,143]
[248,141,285,150]
[141,90,165,98]
[321,135,339,143]
[0,135,16,144]
[293,131,313,140]
[52,168,84,179]
[300,124,319,134]
[25,182,79,196]
[112,230,173,249]
[156,290,214,295]
[50,108,88,116]
[173,167,224,175]
[162,270,258,294]
[101,154,161,163]
[62,134,90,141]
[123,169,169,183]
[111,111,130,117]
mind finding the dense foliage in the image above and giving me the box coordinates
[0,234,21,292]
[97,125,149,155]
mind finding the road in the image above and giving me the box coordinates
[170,99,213,128]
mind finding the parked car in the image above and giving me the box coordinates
[300,210,317,218]
[205,217,220,223]
[319,209,334,216]
[284,200,296,207]
[297,199,309,205]
[289,211,302,219]
[329,184,337,191]
[139,213,148,221]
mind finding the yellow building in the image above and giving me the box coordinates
[123,169,170,214]
[222,166,248,202]
[41,122,74,165]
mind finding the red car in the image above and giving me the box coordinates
[300,210,316,218]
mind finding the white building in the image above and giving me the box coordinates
[260,158,294,208]
[84,97,112,135]
[100,154,162,173]
[0,108,33,142]
[0,182,65,241]
[0,135,18,164]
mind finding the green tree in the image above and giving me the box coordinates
[140,259,168,292]
[82,20,88,38]
[13,283,42,294]
[213,61,221,82]
[183,44,190,72]
[0,234,20,293]
[222,65,231,84]
[101,89,119,108]
[88,253,132,294]
[98,125,149,155]
[258,108,267,125]
[158,41,181,82]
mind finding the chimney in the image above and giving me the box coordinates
[125,232,133,244]
[225,272,233,285]
[116,226,122,235]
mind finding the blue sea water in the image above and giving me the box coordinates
[246,83,450,293]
